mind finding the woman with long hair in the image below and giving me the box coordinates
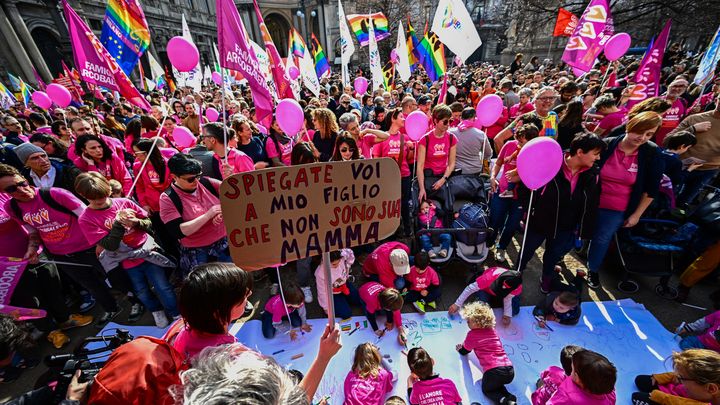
[124,118,142,151]
[265,116,295,166]
[311,108,339,162]
[74,134,132,196]
[231,117,269,169]
[557,100,585,150]
[330,133,361,161]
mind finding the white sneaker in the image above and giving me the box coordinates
[495,248,508,263]
[428,250,437,259]
[301,286,313,303]
[152,311,169,328]
[438,249,448,258]
[270,283,279,295]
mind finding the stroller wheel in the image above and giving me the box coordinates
[655,284,679,300]
[618,279,639,293]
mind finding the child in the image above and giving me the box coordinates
[418,200,451,258]
[531,345,582,405]
[661,131,700,192]
[108,179,123,198]
[676,309,720,352]
[407,347,462,405]
[404,251,441,313]
[261,282,312,340]
[344,343,396,405]
[632,349,720,405]
[359,281,407,345]
[385,397,407,405]
[448,267,522,326]
[546,349,616,404]
[533,272,585,327]
[456,302,517,405]
[314,249,359,320]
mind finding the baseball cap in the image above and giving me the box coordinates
[389,249,410,275]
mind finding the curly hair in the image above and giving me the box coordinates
[461,301,496,329]
[312,108,339,139]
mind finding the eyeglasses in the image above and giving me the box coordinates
[3,180,29,193]
[340,147,355,153]
[675,375,697,384]
[133,151,147,157]
[179,174,202,183]
[536,96,557,102]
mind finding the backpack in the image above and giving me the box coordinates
[164,177,219,216]
[454,202,489,229]
[89,322,187,405]
[9,188,76,221]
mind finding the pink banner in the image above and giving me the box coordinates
[216,0,274,127]
[0,305,47,321]
[0,258,28,305]
[62,0,150,111]
[626,20,672,108]
[252,0,295,100]
[561,0,614,73]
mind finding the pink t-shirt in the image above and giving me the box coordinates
[656,97,686,146]
[561,156,590,195]
[375,132,413,177]
[264,295,303,323]
[476,267,523,296]
[599,147,638,211]
[532,366,567,405]
[3,188,92,255]
[158,180,226,248]
[359,133,378,159]
[78,198,149,269]
[462,328,512,371]
[699,310,720,351]
[596,109,627,134]
[547,377,616,405]
[409,376,462,405]
[215,149,255,178]
[362,242,410,289]
[509,102,535,119]
[0,193,29,258]
[359,282,402,327]
[343,368,393,405]
[405,266,440,291]
[421,132,457,176]
[265,136,294,166]
[496,140,520,194]
[168,323,237,361]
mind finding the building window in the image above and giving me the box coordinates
[89,19,103,31]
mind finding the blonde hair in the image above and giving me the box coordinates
[74,172,112,200]
[352,343,382,379]
[312,108,339,139]
[626,111,663,135]
[461,301,496,329]
[673,349,720,386]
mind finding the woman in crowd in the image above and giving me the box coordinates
[417,105,457,204]
[311,108,339,162]
[73,134,132,196]
[330,134,361,161]
[265,116,295,167]
[231,117,269,169]
[556,101,585,150]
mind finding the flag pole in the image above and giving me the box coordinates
[221,68,229,165]
[547,36,555,61]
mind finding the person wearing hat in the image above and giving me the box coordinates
[361,241,411,290]
[417,96,432,116]
[14,143,82,195]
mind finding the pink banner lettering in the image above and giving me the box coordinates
[0,258,28,305]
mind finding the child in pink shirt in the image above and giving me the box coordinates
[532,345,582,405]
[407,347,462,405]
[546,349,617,405]
[456,301,517,405]
[359,281,406,345]
[404,251,441,313]
[344,343,396,405]
[677,309,720,352]
[260,282,312,340]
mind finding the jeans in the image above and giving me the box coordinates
[475,290,520,316]
[261,310,301,338]
[10,256,69,332]
[587,208,626,274]
[518,229,576,281]
[677,169,719,206]
[679,335,706,350]
[126,261,179,317]
[488,194,523,249]
[404,285,441,304]
[53,248,119,313]
[401,176,412,234]
[333,282,361,320]
[179,237,232,277]
[482,366,516,404]
[419,233,452,252]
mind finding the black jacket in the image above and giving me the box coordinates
[520,160,601,240]
[599,136,663,219]
[22,158,82,195]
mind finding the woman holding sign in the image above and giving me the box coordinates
[417,105,457,205]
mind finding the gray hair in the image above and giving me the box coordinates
[534,86,557,101]
[177,344,309,405]
[518,88,533,97]
[338,112,358,130]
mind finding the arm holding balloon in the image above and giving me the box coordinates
[417,142,427,202]
[361,128,390,144]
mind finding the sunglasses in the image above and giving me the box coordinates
[675,375,697,384]
[180,174,202,183]
[340,147,355,153]
[3,180,29,193]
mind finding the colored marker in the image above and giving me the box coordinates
[348,326,360,336]
[535,316,554,332]
[272,349,285,355]
[673,322,687,339]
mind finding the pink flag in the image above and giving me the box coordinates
[627,20,671,108]
[0,304,47,321]
[561,0,614,73]
[439,74,448,105]
[252,0,294,100]
[32,67,46,91]
[216,0,274,127]
[62,0,151,111]
[0,258,28,306]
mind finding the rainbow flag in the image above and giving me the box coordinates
[416,32,446,82]
[7,74,30,107]
[290,28,306,58]
[407,20,421,71]
[310,33,331,79]
[100,0,150,75]
[0,81,17,109]
[346,12,390,46]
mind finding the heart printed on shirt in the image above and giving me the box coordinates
[39,208,49,222]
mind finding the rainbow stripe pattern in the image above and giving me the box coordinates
[407,20,421,71]
[310,33,331,79]
[100,0,150,75]
[290,28,306,58]
[416,32,446,82]
[7,73,30,107]
[346,12,390,46]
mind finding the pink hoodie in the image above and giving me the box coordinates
[74,152,132,195]
[133,158,173,211]
[546,378,616,405]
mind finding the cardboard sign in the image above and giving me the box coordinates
[220,159,401,270]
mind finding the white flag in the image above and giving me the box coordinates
[181,14,202,91]
[395,22,411,82]
[431,0,482,62]
[203,65,212,83]
[368,18,384,91]
[299,45,321,97]
[145,77,156,91]
[148,52,165,81]
[338,0,355,85]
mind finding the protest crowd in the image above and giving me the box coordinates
[1,0,720,404]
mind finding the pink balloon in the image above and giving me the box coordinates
[212,71,222,86]
[31,91,52,110]
[256,124,268,135]
[288,66,300,80]
[476,95,503,127]
[167,36,199,72]
[354,77,369,95]
[46,83,72,108]
[604,32,632,61]
[572,67,586,77]
[405,110,429,142]
[516,137,563,190]
[275,98,304,135]
[205,107,219,122]
[390,49,399,63]
[173,126,196,149]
